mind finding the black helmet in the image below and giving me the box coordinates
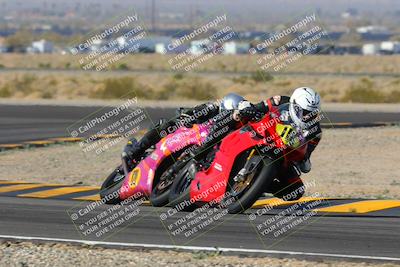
[220,93,245,111]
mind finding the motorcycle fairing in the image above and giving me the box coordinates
[119,123,211,199]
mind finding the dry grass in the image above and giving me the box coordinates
[1,54,400,74]
[0,71,399,103]
[0,54,399,102]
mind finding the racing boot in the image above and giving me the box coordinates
[298,158,311,173]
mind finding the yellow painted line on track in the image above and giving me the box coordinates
[96,134,121,139]
[252,197,330,208]
[73,194,151,206]
[0,181,30,185]
[0,144,24,149]
[0,184,59,193]
[73,194,101,201]
[24,140,55,146]
[315,200,400,213]
[49,137,82,142]
[19,186,99,198]
[2,180,399,215]
[253,198,282,207]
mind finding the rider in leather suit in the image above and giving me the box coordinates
[123,93,245,163]
[190,87,322,201]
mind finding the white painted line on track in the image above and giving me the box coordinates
[0,234,399,262]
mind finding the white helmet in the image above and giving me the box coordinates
[289,87,321,129]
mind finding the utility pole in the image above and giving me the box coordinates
[151,0,156,32]
[190,4,193,29]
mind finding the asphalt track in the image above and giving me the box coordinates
[0,196,399,262]
[0,104,399,144]
[1,104,400,262]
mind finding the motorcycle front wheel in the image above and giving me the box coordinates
[225,157,278,214]
[167,161,197,212]
[100,166,125,204]
[150,169,175,207]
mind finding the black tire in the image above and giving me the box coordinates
[150,149,193,207]
[100,166,125,204]
[150,155,187,207]
[226,158,277,214]
[168,163,196,212]
[150,177,172,207]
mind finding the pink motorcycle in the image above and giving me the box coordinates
[100,122,211,206]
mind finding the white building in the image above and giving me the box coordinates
[89,39,104,52]
[380,41,400,54]
[356,26,389,34]
[28,39,54,53]
[223,41,250,54]
[190,39,211,55]
[362,43,380,55]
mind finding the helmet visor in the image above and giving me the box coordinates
[292,101,320,127]
[302,109,320,123]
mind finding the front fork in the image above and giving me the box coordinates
[121,153,131,177]
[233,150,264,183]
[121,137,140,177]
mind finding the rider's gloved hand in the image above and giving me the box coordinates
[180,114,194,128]
[239,104,264,121]
[176,107,186,116]
[123,138,141,161]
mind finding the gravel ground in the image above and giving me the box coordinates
[0,126,399,199]
[0,241,399,267]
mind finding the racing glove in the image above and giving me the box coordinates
[238,102,264,121]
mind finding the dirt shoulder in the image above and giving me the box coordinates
[0,126,399,199]
[0,241,398,267]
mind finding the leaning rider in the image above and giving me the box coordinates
[190,87,323,201]
[123,93,245,163]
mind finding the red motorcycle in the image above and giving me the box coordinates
[168,105,307,214]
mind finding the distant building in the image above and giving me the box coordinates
[357,26,389,34]
[341,8,358,19]
[380,41,400,54]
[360,32,392,42]
[190,39,212,55]
[155,43,166,54]
[313,44,335,55]
[89,39,104,52]
[155,41,188,54]
[362,43,380,55]
[112,36,173,54]
[223,41,250,54]
[27,39,54,53]
[331,45,361,55]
